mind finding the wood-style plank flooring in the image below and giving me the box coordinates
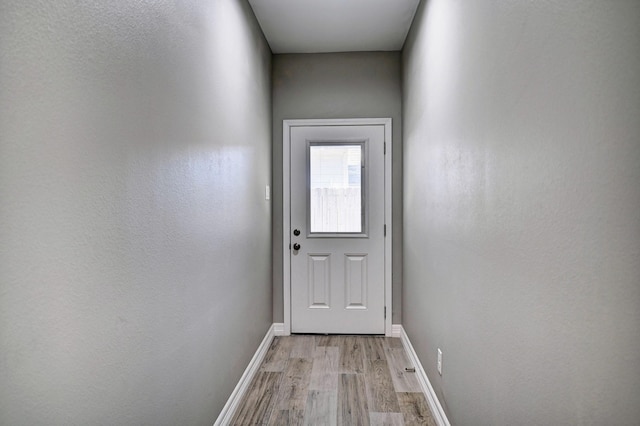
[231,335,436,425]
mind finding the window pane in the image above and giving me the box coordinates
[309,144,363,233]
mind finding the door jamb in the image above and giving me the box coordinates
[282,118,393,336]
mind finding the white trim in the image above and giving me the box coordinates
[398,326,451,426]
[214,325,276,425]
[273,323,286,336]
[383,119,393,336]
[283,118,393,336]
[282,120,292,336]
[391,324,403,338]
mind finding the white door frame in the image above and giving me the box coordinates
[282,118,393,336]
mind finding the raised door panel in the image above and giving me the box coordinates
[308,254,331,308]
[345,254,367,310]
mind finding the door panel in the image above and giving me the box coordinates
[290,125,385,334]
[308,254,331,308]
[345,254,367,309]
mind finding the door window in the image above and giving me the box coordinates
[308,142,366,235]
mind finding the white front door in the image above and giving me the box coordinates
[289,123,386,334]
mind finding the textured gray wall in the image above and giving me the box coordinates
[272,52,403,324]
[402,0,640,424]
[0,1,272,424]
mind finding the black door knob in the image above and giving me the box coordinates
[293,243,301,250]
[293,229,301,236]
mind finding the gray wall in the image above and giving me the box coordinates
[0,1,272,424]
[402,0,640,424]
[272,52,403,324]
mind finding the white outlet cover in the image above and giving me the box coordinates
[265,185,270,200]
[437,348,443,375]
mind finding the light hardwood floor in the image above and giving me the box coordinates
[231,335,436,425]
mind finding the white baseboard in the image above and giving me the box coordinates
[398,325,451,426]
[391,324,402,338]
[273,322,287,336]
[214,324,276,426]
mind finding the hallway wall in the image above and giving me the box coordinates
[0,1,272,424]
[271,52,403,324]
[402,0,640,424]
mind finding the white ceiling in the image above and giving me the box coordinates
[248,0,421,54]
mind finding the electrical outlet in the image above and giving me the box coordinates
[437,348,443,375]
[265,185,270,200]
